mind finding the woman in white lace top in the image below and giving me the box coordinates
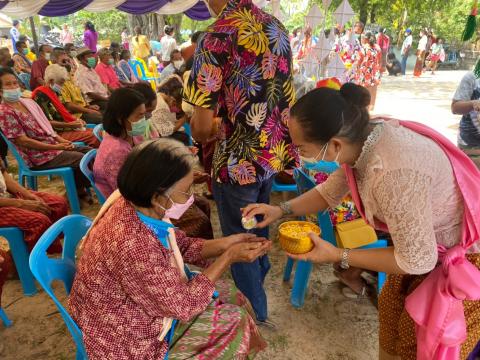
[243,83,480,360]
[150,75,188,145]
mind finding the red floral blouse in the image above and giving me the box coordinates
[68,197,215,359]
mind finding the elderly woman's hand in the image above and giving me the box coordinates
[224,233,266,249]
[226,240,272,264]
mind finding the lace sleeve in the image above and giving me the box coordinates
[315,168,350,208]
[373,168,438,274]
[150,107,176,137]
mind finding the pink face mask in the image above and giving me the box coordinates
[161,194,194,220]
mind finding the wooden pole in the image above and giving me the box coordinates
[28,16,39,55]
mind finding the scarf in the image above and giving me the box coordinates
[32,86,77,123]
[343,119,480,360]
[18,98,56,136]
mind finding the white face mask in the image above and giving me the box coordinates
[45,53,51,61]
[204,0,219,18]
[173,60,184,69]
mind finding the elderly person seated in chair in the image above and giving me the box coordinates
[69,139,269,360]
[0,160,67,255]
[32,64,99,148]
[94,87,212,238]
[0,68,92,200]
[95,48,124,92]
[74,47,109,111]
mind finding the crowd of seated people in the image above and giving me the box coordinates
[0,33,214,322]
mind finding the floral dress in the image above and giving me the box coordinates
[353,45,382,88]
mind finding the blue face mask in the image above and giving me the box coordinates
[127,117,148,136]
[301,142,341,173]
[2,87,22,102]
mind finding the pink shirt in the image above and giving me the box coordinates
[95,62,121,90]
[93,133,132,198]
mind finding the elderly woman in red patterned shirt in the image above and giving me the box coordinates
[69,138,269,359]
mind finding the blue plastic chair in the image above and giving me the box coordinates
[0,227,37,296]
[79,150,106,205]
[271,178,298,193]
[283,167,387,308]
[92,124,103,142]
[0,307,12,327]
[183,123,193,146]
[0,134,81,214]
[29,215,92,360]
[17,72,31,91]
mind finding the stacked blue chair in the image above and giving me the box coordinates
[283,167,388,308]
[29,215,92,360]
[79,150,106,205]
[0,227,37,296]
[1,134,81,214]
[129,59,160,84]
[92,124,103,143]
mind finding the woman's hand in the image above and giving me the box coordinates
[21,191,45,204]
[54,143,75,151]
[69,120,85,129]
[225,240,272,264]
[224,233,265,249]
[193,170,210,184]
[241,203,283,228]
[287,233,341,264]
[15,199,51,215]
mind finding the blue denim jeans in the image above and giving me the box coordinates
[212,177,273,321]
[401,55,408,75]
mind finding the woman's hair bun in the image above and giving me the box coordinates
[340,83,371,109]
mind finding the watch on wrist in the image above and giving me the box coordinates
[279,201,293,216]
[340,248,351,270]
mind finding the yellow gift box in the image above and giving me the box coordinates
[335,219,377,249]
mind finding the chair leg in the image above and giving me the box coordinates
[0,307,12,327]
[7,231,37,296]
[26,176,37,191]
[283,257,295,282]
[290,260,313,308]
[61,171,81,214]
[378,271,387,294]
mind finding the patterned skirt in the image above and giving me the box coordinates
[169,280,267,359]
[379,253,480,359]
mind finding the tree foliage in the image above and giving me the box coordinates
[282,0,475,47]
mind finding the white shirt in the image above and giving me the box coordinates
[401,35,413,54]
[160,35,177,62]
[418,35,428,51]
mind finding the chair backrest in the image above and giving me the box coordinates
[293,167,337,245]
[29,215,92,359]
[183,123,193,146]
[129,59,147,79]
[92,124,103,142]
[17,73,31,91]
[0,132,29,170]
[79,149,106,204]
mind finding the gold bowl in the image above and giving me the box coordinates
[278,221,320,254]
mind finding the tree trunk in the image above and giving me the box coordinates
[358,0,369,25]
[127,14,166,41]
[370,4,377,24]
[396,8,408,48]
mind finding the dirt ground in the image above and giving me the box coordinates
[0,70,466,359]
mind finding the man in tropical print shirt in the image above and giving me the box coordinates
[184,0,296,327]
